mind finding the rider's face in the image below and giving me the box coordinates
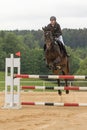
[50,20,56,26]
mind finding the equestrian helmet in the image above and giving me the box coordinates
[50,16,56,21]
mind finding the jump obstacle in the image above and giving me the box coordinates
[3,54,87,109]
[21,102,87,107]
[14,74,87,80]
[21,86,87,91]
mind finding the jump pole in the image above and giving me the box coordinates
[22,86,87,91]
[14,74,87,80]
[21,102,87,107]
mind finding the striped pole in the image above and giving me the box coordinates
[14,74,87,80]
[21,102,87,107]
[21,86,87,91]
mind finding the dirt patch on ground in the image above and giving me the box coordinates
[0,91,87,130]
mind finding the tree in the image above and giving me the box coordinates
[76,58,87,75]
[66,46,80,74]
[3,33,20,54]
[0,50,6,71]
[21,49,49,74]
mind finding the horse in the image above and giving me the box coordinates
[42,27,69,95]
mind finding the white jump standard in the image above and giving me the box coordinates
[4,54,20,109]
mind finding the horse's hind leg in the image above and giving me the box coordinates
[57,79,62,95]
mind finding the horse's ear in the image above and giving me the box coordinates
[42,26,47,31]
[42,27,45,31]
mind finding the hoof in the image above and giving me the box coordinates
[58,90,62,96]
[66,90,69,94]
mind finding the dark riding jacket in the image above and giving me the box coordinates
[47,22,62,38]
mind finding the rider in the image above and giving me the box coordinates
[44,16,69,57]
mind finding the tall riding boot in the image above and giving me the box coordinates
[43,44,46,51]
[63,45,70,57]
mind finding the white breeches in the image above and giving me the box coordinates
[58,35,65,45]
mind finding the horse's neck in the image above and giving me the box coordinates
[46,42,62,57]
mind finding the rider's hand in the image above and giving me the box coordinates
[55,37,59,41]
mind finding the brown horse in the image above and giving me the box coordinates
[43,27,69,95]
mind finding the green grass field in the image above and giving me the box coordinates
[0,72,5,91]
[0,71,5,81]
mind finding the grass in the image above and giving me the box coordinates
[0,71,5,81]
[0,71,5,91]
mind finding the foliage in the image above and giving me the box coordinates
[0,29,87,74]
[76,57,87,75]
[63,28,87,48]
[21,49,50,74]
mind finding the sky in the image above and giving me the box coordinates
[0,0,87,30]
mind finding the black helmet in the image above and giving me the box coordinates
[50,16,56,21]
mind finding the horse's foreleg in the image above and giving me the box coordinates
[65,79,69,94]
[62,70,69,94]
[57,79,62,96]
